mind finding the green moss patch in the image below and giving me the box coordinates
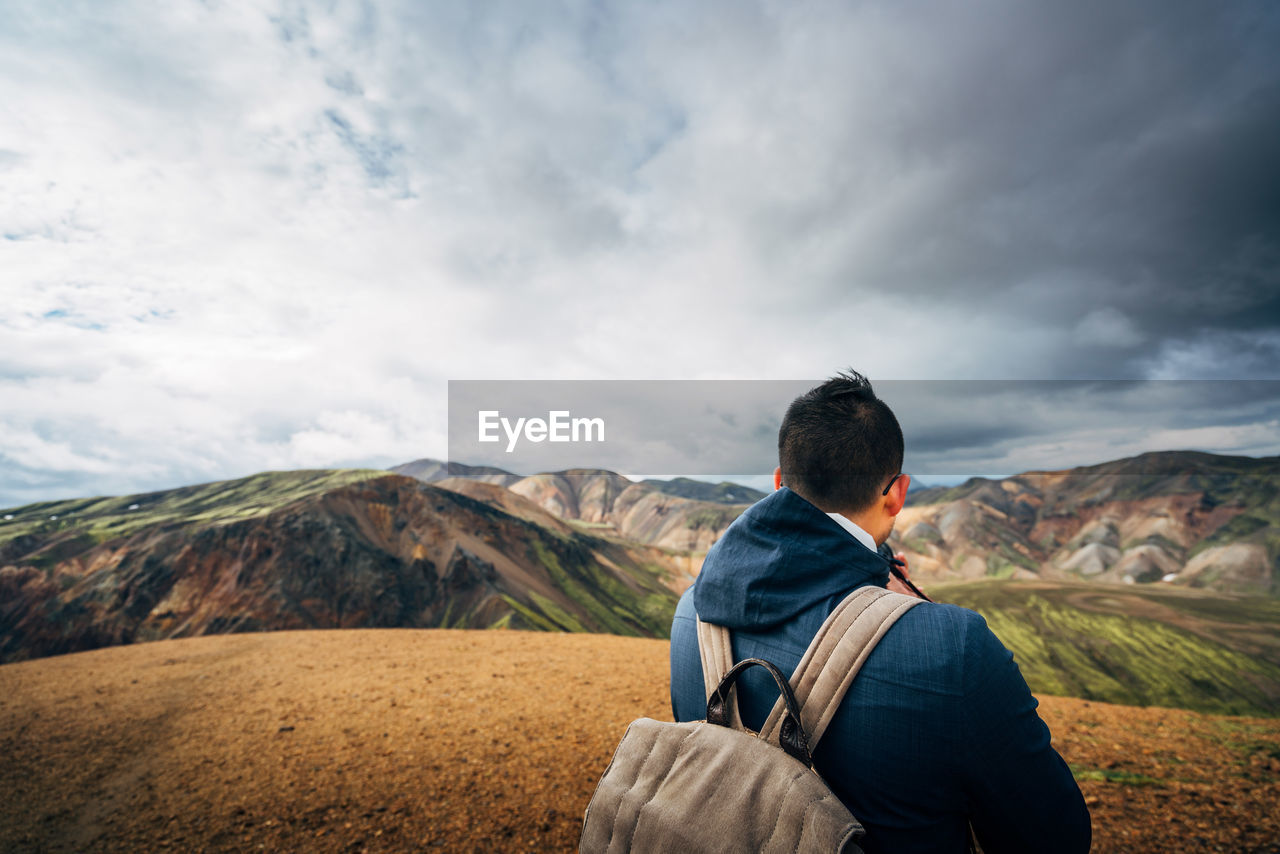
[934,581,1280,717]
[1070,765,1162,786]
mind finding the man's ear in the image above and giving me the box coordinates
[885,474,911,516]
[773,467,782,491]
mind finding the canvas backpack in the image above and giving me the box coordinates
[579,586,922,853]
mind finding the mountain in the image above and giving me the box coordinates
[389,458,523,486]
[504,469,746,552]
[895,451,1280,595]
[392,460,755,552]
[391,459,765,506]
[935,580,1280,717]
[637,476,767,504]
[5,447,1278,697]
[0,472,681,663]
[396,452,1280,596]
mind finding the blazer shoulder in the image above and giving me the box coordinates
[859,601,993,697]
[889,599,991,650]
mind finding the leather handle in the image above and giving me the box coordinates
[707,658,813,766]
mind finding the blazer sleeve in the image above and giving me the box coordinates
[957,613,1092,854]
[669,587,707,722]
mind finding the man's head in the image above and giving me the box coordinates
[775,370,907,539]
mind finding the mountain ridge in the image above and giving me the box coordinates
[893,449,1280,594]
[0,473,683,663]
[391,458,766,505]
[392,459,755,552]
[2,449,1278,687]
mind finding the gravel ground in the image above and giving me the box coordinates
[1,629,1277,853]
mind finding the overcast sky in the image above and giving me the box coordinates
[2,0,1279,506]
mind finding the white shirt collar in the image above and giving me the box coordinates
[826,512,878,553]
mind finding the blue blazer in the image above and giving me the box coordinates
[670,487,1090,853]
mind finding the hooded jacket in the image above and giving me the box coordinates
[669,487,1091,854]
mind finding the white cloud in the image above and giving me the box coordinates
[1,0,1277,505]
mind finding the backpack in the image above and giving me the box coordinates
[579,586,922,853]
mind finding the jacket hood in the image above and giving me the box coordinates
[693,487,892,631]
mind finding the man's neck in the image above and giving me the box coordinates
[825,512,878,552]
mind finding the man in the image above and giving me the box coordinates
[669,371,1091,853]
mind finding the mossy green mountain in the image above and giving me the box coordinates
[5,454,1280,718]
[0,469,387,551]
[934,580,1280,717]
[0,472,681,663]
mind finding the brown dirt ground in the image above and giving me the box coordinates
[1,629,1278,853]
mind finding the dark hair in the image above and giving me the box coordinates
[777,369,904,514]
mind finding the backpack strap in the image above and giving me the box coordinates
[759,586,921,749]
[695,616,743,729]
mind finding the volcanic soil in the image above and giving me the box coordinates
[1,630,1278,853]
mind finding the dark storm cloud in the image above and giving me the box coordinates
[647,0,1280,378]
[887,380,1280,474]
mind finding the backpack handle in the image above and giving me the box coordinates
[707,658,813,767]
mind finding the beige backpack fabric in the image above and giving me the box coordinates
[579,587,922,853]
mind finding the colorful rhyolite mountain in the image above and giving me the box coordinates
[0,471,682,663]
[894,451,1279,595]
[391,460,760,552]
[1,451,1276,671]
[401,451,1279,595]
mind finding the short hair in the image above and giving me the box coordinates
[777,370,904,514]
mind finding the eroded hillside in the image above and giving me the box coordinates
[896,451,1280,594]
[0,473,681,663]
[936,581,1280,717]
[396,459,751,553]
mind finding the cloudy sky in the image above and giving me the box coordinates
[2,0,1279,506]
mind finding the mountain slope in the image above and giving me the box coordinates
[389,458,523,487]
[503,469,744,552]
[0,468,386,548]
[393,461,753,553]
[637,476,767,504]
[934,580,1280,717]
[391,459,765,506]
[897,451,1280,594]
[0,473,681,663]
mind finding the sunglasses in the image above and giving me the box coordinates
[881,473,904,496]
